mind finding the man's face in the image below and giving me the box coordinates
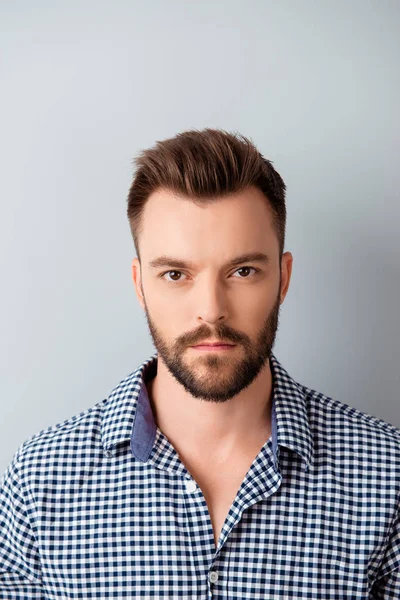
[132,186,292,403]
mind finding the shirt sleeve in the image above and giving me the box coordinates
[370,505,400,599]
[0,445,44,599]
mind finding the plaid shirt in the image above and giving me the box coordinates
[1,352,399,599]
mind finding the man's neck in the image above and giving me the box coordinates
[145,359,273,462]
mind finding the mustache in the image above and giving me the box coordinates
[181,326,246,347]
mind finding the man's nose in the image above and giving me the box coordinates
[194,277,229,325]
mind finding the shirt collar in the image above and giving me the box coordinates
[101,352,313,471]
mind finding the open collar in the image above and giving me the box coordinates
[101,352,313,472]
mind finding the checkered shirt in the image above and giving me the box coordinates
[1,352,399,598]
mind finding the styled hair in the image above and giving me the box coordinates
[126,128,287,262]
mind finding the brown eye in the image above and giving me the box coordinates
[233,267,258,278]
[169,271,181,281]
[161,270,186,283]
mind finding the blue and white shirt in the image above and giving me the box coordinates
[1,352,399,599]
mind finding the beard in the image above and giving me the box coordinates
[141,280,281,404]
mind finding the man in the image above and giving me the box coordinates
[0,128,399,598]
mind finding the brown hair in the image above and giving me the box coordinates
[127,128,287,262]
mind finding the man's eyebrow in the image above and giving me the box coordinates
[148,252,271,270]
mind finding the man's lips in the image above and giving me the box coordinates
[191,343,236,348]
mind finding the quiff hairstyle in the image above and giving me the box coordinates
[126,128,287,263]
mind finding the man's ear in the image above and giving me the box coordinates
[131,258,145,310]
[280,252,293,305]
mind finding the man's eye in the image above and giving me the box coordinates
[160,270,186,282]
[232,266,259,278]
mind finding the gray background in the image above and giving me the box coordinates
[1,0,399,475]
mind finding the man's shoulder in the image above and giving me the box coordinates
[12,398,108,471]
[299,381,400,457]
[10,362,146,473]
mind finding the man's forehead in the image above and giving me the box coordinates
[143,188,275,233]
[139,187,278,261]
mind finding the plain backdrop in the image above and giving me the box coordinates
[1,0,399,475]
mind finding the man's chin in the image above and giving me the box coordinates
[184,354,243,374]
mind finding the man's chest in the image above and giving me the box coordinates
[30,450,383,598]
[201,478,244,547]
[182,453,259,546]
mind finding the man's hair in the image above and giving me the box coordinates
[127,128,287,262]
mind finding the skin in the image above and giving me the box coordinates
[131,185,293,464]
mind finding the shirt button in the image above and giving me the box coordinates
[209,571,218,583]
[185,479,197,493]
